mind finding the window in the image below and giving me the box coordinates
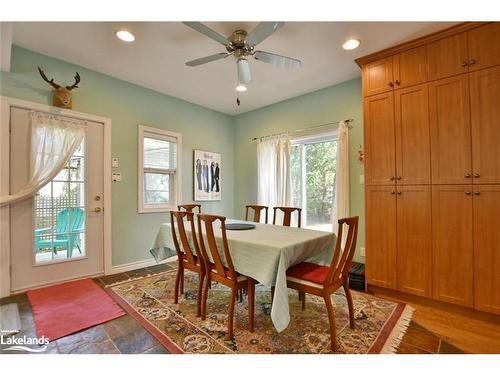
[291,131,338,231]
[138,125,181,213]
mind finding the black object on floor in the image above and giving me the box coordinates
[349,262,365,291]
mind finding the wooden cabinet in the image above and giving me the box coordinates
[362,57,394,97]
[393,46,428,89]
[365,186,397,289]
[432,185,474,307]
[468,23,500,72]
[427,32,468,80]
[473,185,500,315]
[429,74,472,184]
[470,66,500,184]
[364,92,396,185]
[395,84,431,185]
[396,185,432,297]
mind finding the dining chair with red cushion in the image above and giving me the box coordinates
[286,216,359,351]
[196,214,256,339]
[273,206,302,228]
[170,210,205,317]
[245,204,269,223]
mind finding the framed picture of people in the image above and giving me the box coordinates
[193,149,221,201]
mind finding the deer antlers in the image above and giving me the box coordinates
[38,67,80,90]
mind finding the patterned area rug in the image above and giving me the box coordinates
[106,269,413,354]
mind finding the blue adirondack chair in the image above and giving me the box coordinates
[35,208,85,258]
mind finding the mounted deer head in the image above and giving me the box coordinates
[38,67,80,109]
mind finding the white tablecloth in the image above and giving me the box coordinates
[150,219,336,332]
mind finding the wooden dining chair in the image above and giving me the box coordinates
[245,205,268,223]
[285,216,359,351]
[273,206,302,228]
[170,210,205,317]
[178,204,201,220]
[196,214,255,339]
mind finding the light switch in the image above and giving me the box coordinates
[112,172,122,182]
[360,247,365,257]
[359,174,364,185]
[112,157,120,168]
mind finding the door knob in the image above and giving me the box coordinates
[397,176,402,180]
[464,173,471,178]
[390,176,395,181]
[397,191,402,195]
[474,191,481,196]
[474,173,480,178]
[389,81,394,87]
[395,79,400,85]
[94,195,101,201]
[465,191,471,195]
[461,61,468,67]
[469,59,476,65]
[94,207,102,213]
[390,191,396,195]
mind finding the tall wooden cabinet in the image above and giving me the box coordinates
[358,22,500,316]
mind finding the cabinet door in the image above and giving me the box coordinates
[395,84,431,185]
[432,185,474,307]
[427,32,468,81]
[396,185,432,297]
[473,185,500,315]
[468,23,500,72]
[470,66,500,184]
[429,75,472,184]
[393,45,428,89]
[365,186,397,289]
[362,57,394,97]
[364,92,396,185]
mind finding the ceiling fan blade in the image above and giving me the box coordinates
[183,22,229,46]
[246,22,285,46]
[253,51,302,70]
[185,52,231,67]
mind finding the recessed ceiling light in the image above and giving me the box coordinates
[342,39,360,50]
[116,30,135,42]
[236,84,247,92]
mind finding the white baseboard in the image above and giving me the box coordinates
[108,256,176,275]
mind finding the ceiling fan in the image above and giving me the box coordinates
[183,22,302,92]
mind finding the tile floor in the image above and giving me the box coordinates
[0,262,463,354]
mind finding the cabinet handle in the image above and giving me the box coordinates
[461,61,468,67]
[397,175,402,180]
[474,173,480,178]
[395,79,400,85]
[465,191,471,195]
[397,191,402,195]
[391,191,396,195]
[469,59,476,65]
[474,191,481,196]
[390,176,395,181]
[464,173,471,178]
[389,81,394,87]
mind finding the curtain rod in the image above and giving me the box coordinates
[251,119,354,141]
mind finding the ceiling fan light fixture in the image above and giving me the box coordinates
[116,30,135,42]
[237,58,251,84]
[342,39,360,50]
[236,84,247,92]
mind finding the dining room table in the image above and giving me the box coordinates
[149,218,337,333]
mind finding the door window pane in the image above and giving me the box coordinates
[33,140,86,263]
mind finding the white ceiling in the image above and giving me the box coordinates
[12,22,457,115]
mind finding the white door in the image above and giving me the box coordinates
[9,107,105,292]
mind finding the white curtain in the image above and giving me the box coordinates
[331,120,350,233]
[257,134,292,219]
[0,111,86,206]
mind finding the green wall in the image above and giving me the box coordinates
[1,46,235,266]
[232,79,365,262]
[1,46,365,267]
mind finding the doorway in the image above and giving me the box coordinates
[7,104,109,292]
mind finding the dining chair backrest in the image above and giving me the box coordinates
[245,205,268,223]
[178,204,201,220]
[196,214,237,281]
[272,206,302,228]
[325,216,359,287]
[170,210,200,266]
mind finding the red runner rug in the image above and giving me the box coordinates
[27,278,125,341]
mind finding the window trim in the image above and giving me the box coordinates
[138,125,182,213]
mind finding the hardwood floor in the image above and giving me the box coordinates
[369,286,500,354]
